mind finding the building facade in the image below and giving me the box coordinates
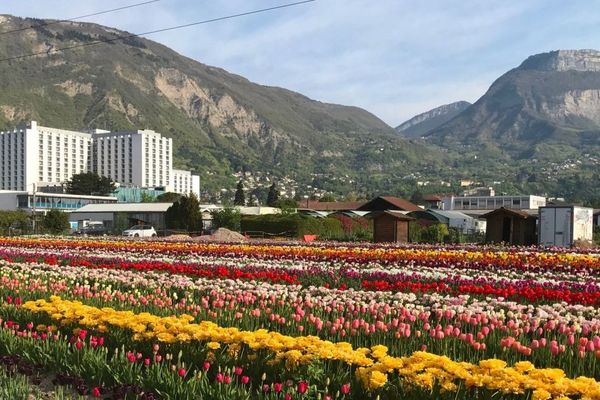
[0,121,199,196]
[0,190,117,212]
[442,195,546,211]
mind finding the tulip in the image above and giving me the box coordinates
[297,381,309,394]
[341,383,350,394]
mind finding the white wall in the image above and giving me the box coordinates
[0,192,18,210]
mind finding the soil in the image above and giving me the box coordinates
[193,228,247,242]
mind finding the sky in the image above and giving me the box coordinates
[3,0,600,126]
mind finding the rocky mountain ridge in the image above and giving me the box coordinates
[395,101,471,138]
[426,49,600,157]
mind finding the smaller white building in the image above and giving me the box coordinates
[442,195,546,211]
[172,169,200,197]
[430,210,486,234]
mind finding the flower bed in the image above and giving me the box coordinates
[0,237,598,399]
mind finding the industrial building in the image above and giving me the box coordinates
[0,121,199,196]
[69,203,174,233]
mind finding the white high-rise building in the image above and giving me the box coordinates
[91,129,172,189]
[0,121,199,196]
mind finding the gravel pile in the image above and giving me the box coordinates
[194,228,247,242]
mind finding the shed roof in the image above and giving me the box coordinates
[370,210,415,221]
[358,196,421,212]
[74,203,174,213]
[481,207,536,219]
[423,194,443,201]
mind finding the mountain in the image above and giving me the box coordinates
[0,15,442,198]
[426,50,600,160]
[395,101,470,138]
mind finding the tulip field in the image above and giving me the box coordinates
[0,238,599,399]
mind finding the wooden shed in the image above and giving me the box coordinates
[371,210,415,243]
[482,207,537,245]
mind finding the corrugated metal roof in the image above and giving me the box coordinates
[430,210,474,220]
[73,202,174,213]
[303,201,366,211]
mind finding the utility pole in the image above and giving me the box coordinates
[32,183,36,234]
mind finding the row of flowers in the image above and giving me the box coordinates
[11,296,600,400]
[1,247,599,306]
[1,237,599,270]
[1,259,600,379]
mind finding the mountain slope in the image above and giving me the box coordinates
[395,101,470,138]
[0,15,441,196]
[426,50,600,160]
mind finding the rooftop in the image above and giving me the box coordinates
[302,201,366,211]
[73,203,174,213]
[0,191,116,200]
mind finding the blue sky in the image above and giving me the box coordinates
[3,1,600,126]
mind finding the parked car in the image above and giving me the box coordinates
[122,225,157,238]
[74,224,107,236]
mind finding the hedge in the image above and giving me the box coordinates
[241,214,344,239]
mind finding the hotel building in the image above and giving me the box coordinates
[0,121,199,196]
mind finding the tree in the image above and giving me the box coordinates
[276,198,298,214]
[165,193,202,233]
[66,172,116,196]
[319,193,336,202]
[140,192,155,203]
[0,210,30,235]
[247,196,258,207]
[156,192,183,203]
[234,181,245,206]
[211,207,241,231]
[41,209,70,235]
[266,183,279,207]
[410,190,425,205]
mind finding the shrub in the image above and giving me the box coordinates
[0,210,30,235]
[240,214,348,240]
[212,207,241,232]
[241,214,300,236]
[41,209,70,235]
